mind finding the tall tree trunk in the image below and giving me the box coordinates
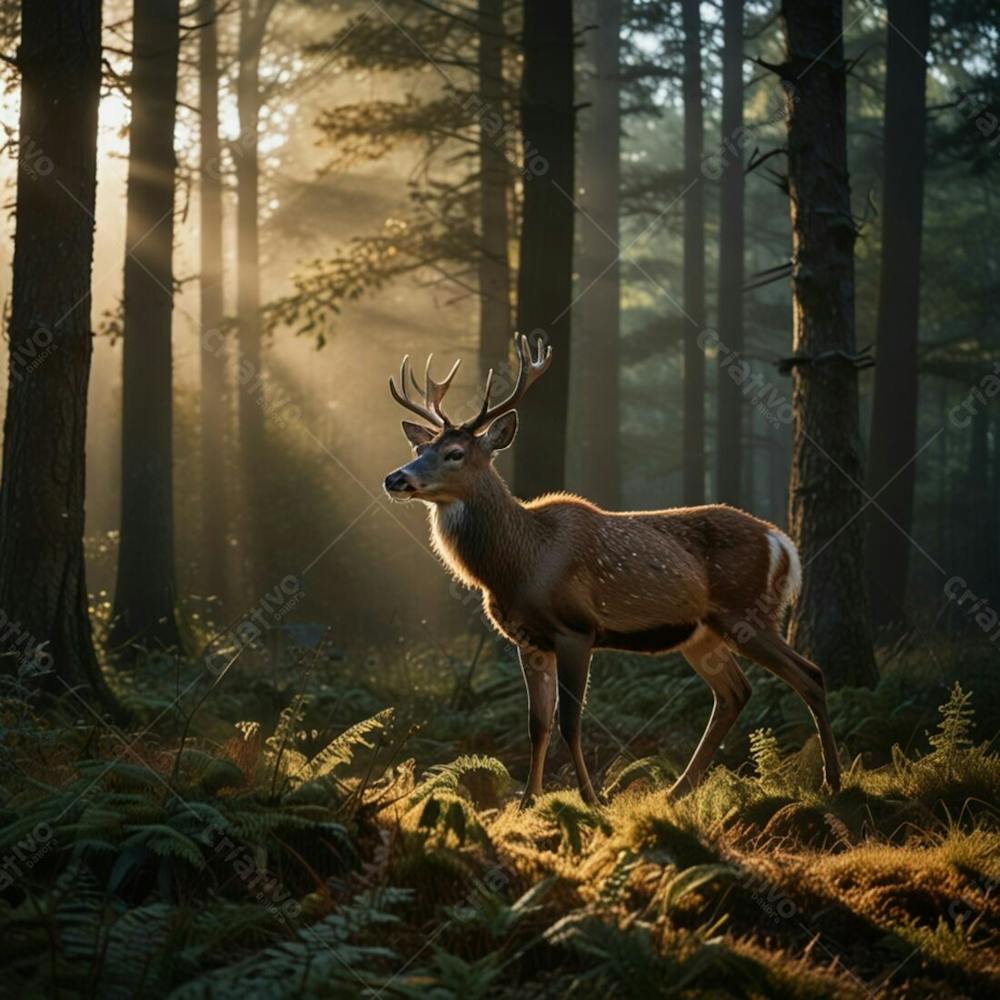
[111,0,184,657]
[716,0,745,506]
[200,0,228,606]
[236,0,274,595]
[477,0,511,380]
[865,0,931,628]
[967,406,991,593]
[768,423,788,523]
[512,0,575,499]
[681,0,705,505]
[0,0,117,711]
[992,408,1000,597]
[574,0,621,509]
[781,0,877,688]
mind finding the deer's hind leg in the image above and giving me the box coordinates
[711,618,841,794]
[553,632,599,806]
[668,626,752,801]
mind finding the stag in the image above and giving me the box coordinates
[384,335,841,806]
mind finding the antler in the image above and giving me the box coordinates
[388,354,461,428]
[463,333,552,432]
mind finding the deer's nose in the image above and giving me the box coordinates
[384,470,415,495]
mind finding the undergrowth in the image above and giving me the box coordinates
[1,638,998,998]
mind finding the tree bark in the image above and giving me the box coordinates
[512,0,575,499]
[200,0,229,607]
[236,0,273,596]
[574,0,622,509]
[681,0,706,505]
[865,0,931,628]
[477,0,511,381]
[111,0,184,657]
[716,0,745,506]
[0,0,118,711]
[781,0,877,688]
[967,406,991,593]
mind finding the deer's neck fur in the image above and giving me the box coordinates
[429,469,539,597]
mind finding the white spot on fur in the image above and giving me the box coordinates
[767,530,802,609]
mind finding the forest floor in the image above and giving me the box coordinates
[1,633,998,998]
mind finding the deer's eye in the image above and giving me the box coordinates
[444,450,464,462]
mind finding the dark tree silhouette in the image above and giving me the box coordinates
[681,0,705,505]
[781,0,877,688]
[575,0,622,509]
[866,0,932,629]
[235,0,281,597]
[0,0,118,711]
[200,0,229,607]
[716,0,745,507]
[512,0,575,499]
[111,0,184,657]
[476,0,512,380]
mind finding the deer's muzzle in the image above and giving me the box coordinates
[384,469,417,497]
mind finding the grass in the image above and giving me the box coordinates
[0,636,998,997]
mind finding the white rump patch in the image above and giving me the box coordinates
[767,530,802,609]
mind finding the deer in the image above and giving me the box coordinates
[383,334,841,807]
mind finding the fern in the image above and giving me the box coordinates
[122,823,206,868]
[595,850,639,911]
[929,682,975,758]
[392,948,503,998]
[658,863,736,916]
[408,754,512,807]
[264,695,313,796]
[167,889,410,999]
[444,878,553,938]
[536,793,610,853]
[295,707,394,782]
[749,728,783,786]
[603,755,677,796]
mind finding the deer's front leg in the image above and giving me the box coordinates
[553,632,599,806]
[518,645,556,808]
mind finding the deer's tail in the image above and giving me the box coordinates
[766,529,802,612]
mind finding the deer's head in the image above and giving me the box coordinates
[384,334,551,503]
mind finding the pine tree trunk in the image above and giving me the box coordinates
[768,422,788,524]
[967,407,991,593]
[716,0,745,506]
[111,0,184,657]
[992,408,1000,597]
[0,0,118,712]
[477,0,511,380]
[782,0,877,688]
[865,0,930,628]
[512,0,575,499]
[200,0,229,607]
[237,0,267,594]
[681,0,706,505]
[574,0,622,509]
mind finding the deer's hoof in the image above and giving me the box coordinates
[518,790,538,812]
[580,786,604,808]
[666,776,694,803]
[821,775,842,797]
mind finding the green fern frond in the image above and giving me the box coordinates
[749,728,782,785]
[929,682,975,757]
[122,824,206,868]
[536,793,610,853]
[408,754,511,807]
[297,707,394,782]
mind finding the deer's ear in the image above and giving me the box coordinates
[402,421,436,448]
[482,411,518,452]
